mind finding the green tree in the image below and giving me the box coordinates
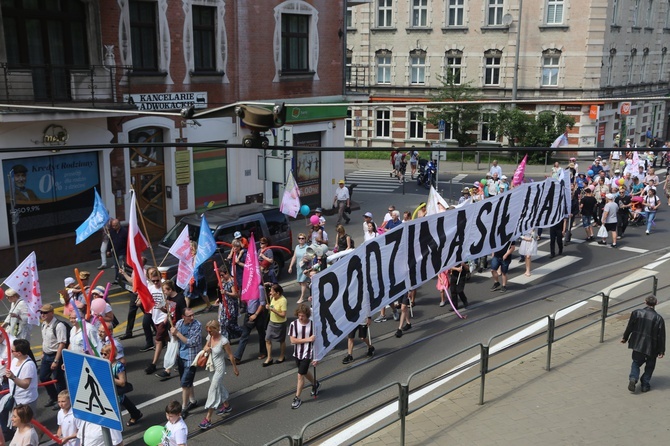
[426,74,482,147]
[490,106,534,148]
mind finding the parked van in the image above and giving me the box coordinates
[122,203,293,293]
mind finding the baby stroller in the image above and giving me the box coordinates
[416,159,436,189]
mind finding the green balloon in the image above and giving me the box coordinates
[144,425,165,446]
[480,179,487,186]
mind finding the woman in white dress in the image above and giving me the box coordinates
[518,228,538,277]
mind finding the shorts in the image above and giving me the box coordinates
[581,215,593,228]
[154,321,169,343]
[177,356,197,388]
[396,293,410,307]
[490,256,511,274]
[265,322,287,342]
[347,325,368,339]
[295,357,311,375]
[604,223,617,232]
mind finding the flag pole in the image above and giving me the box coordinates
[131,188,158,266]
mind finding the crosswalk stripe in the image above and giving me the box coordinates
[451,174,467,182]
[346,170,402,193]
[508,254,581,285]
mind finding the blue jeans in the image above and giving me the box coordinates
[644,211,656,232]
[234,311,267,361]
[629,350,657,388]
[39,353,65,402]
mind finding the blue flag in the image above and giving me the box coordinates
[75,188,110,244]
[194,214,217,274]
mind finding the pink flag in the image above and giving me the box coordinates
[3,251,42,326]
[241,233,262,303]
[512,155,528,187]
[126,191,154,312]
[168,225,194,290]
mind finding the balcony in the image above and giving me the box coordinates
[345,64,369,94]
[0,63,134,106]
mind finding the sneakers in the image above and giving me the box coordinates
[45,399,57,408]
[97,264,107,270]
[628,379,636,392]
[491,282,501,292]
[392,311,399,321]
[646,230,650,235]
[402,323,412,331]
[291,397,302,409]
[342,354,354,364]
[216,405,232,416]
[439,301,446,307]
[500,286,508,293]
[311,380,321,396]
[155,370,171,380]
[395,329,403,338]
[199,419,212,430]
[373,316,387,323]
[597,240,607,245]
[144,363,157,375]
[641,386,651,392]
[366,346,375,358]
[185,400,198,412]
[139,345,155,352]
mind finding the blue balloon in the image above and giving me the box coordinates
[300,205,310,216]
[587,170,594,177]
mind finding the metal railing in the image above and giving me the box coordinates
[0,63,134,105]
[266,274,657,446]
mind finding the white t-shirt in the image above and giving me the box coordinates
[75,420,122,446]
[162,417,188,446]
[10,358,37,405]
[150,284,167,325]
[58,408,80,446]
[69,323,101,355]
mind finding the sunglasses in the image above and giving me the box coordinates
[298,237,306,240]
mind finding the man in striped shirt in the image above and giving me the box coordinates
[288,303,320,409]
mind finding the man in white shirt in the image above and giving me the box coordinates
[332,180,350,225]
[489,160,503,178]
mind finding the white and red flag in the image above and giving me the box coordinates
[126,190,154,312]
[3,251,42,326]
[168,225,194,290]
[241,233,262,303]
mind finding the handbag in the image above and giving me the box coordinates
[2,360,28,414]
[597,225,607,238]
[117,381,134,396]
[195,337,212,368]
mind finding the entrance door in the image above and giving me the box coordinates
[129,128,166,240]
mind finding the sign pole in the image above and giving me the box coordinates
[102,428,113,446]
[7,171,20,267]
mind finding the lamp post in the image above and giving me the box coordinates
[505,0,524,107]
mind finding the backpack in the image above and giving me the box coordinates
[52,319,72,349]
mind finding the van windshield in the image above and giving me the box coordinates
[160,222,201,248]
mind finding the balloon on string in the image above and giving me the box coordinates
[587,170,594,177]
[480,179,487,186]
[300,205,310,216]
[90,298,107,316]
[143,426,165,446]
[618,178,625,186]
[309,215,320,226]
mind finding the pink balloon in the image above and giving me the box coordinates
[310,215,320,226]
[90,298,107,315]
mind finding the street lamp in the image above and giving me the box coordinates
[504,0,524,107]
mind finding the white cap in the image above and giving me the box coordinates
[364,212,373,218]
[234,231,242,239]
[501,175,507,180]
[64,277,76,288]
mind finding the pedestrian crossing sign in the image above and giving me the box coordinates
[62,349,123,431]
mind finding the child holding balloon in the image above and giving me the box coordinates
[144,401,187,446]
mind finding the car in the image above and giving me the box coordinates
[121,203,293,294]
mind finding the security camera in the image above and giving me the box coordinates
[180,106,195,119]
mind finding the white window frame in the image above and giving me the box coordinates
[542,54,560,86]
[272,1,320,82]
[546,0,564,25]
[409,110,425,139]
[447,0,464,26]
[378,0,393,27]
[376,109,391,138]
[410,53,426,84]
[376,53,392,84]
[487,0,504,26]
[444,119,456,140]
[480,112,497,141]
[484,51,502,86]
[445,50,463,84]
[346,7,353,28]
[345,109,353,137]
[411,0,428,27]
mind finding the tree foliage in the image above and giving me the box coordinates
[426,74,482,147]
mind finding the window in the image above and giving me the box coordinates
[659,48,667,81]
[633,0,641,26]
[409,111,424,139]
[641,48,649,82]
[646,0,654,27]
[376,51,392,84]
[410,51,426,84]
[542,52,560,86]
[447,0,464,26]
[130,0,158,70]
[445,50,463,84]
[481,113,497,141]
[484,50,502,85]
[411,0,428,27]
[376,109,391,138]
[666,0,670,27]
[444,119,457,140]
[488,0,504,26]
[378,0,393,27]
[612,0,620,25]
[628,50,637,84]
[345,110,353,137]
[606,50,615,85]
[192,6,216,72]
[346,7,353,28]
[345,51,352,85]
[546,0,564,24]
[282,14,309,73]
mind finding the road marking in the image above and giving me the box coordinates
[508,255,581,285]
[451,174,467,182]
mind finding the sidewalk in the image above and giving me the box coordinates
[358,302,670,446]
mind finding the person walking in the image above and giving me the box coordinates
[288,234,309,304]
[263,284,287,367]
[38,304,67,409]
[288,303,320,410]
[643,187,660,234]
[518,229,538,276]
[621,295,665,393]
[170,308,202,419]
[333,180,351,225]
[198,320,239,430]
[598,193,618,247]
[102,344,143,427]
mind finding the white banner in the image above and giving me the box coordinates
[311,177,570,361]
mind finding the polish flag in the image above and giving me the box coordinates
[126,191,154,312]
